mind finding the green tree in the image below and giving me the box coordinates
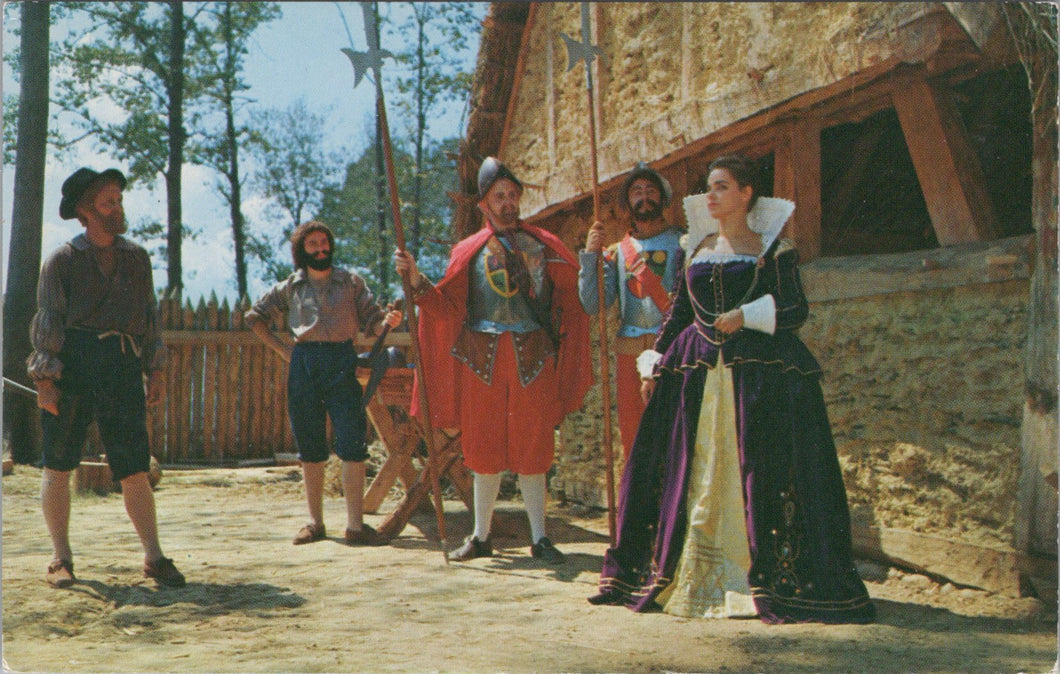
[51,1,213,294]
[3,1,51,463]
[245,99,346,283]
[188,1,281,299]
[389,2,481,258]
[317,136,458,298]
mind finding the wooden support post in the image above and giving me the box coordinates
[891,68,998,244]
[774,118,822,260]
[362,402,418,514]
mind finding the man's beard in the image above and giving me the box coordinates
[305,250,333,271]
[631,198,662,223]
[98,209,127,235]
[495,205,519,227]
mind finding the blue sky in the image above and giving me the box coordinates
[2,2,483,303]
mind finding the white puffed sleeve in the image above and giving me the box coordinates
[636,349,663,380]
[741,294,776,335]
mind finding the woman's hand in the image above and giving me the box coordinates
[384,309,403,329]
[640,378,656,405]
[713,308,744,335]
[393,249,419,286]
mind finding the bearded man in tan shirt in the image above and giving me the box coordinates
[247,220,401,547]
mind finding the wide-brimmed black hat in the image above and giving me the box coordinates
[59,167,127,220]
[619,162,672,211]
[477,157,523,200]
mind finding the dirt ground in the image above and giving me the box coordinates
[2,463,1056,674]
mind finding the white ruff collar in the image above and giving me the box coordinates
[681,194,795,259]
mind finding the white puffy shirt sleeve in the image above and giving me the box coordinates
[636,349,663,380]
[741,294,776,335]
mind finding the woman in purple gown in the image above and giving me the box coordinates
[589,155,874,624]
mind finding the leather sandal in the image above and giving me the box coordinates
[293,522,326,545]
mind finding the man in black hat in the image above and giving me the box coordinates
[579,162,684,458]
[394,157,592,564]
[27,167,185,588]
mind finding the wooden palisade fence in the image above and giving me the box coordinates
[150,291,294,464]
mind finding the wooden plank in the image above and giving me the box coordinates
[890,67,998,244]
[799,234,1031,302]
[149,365,166,460]
[363,402,417,513]
[216,299,233,462]
[242,344,259,457]
[178,301,195,460]
[273,348,289,455]
[254,344,269,458]
[189,300,206,459]
[164,343,179,462]
[261,349,278,455]
[789,117,822,260]
[850,523,1055,597]
[172,343,187,462]
[202,295,219,460]
[375,446,463,541]
[222,342,241,462]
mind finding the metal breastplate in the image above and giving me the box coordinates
[467,231,549,333]
[616,230,683,337]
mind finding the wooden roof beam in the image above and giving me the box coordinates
[891,66,999,244]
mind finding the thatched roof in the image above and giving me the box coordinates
[451,2,531,240]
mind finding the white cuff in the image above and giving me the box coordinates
[741,294,776,334]
[636,349,663,379]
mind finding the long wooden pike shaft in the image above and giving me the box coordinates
[376,91,450,564]
[586,72,617,545]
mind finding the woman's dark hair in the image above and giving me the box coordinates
[707,154,760,209]
[290,220,336,269]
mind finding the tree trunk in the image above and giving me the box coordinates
[3,1,50,463]
[165,0,185,294]
[223,3,247,300]
[229,114,247,300]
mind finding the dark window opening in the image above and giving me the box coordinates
[820,108,937,257]
[952,66,1033,239]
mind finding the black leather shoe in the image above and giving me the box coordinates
[448,535,493,562]
[587,589,624,606]
[530,537,565,564]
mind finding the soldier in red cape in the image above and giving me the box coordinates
[394,157,592,564]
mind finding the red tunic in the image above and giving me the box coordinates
[410,222,593,446]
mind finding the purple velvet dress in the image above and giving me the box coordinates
[596,243,875,624]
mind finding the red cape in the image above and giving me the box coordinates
[410,223,593,429]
